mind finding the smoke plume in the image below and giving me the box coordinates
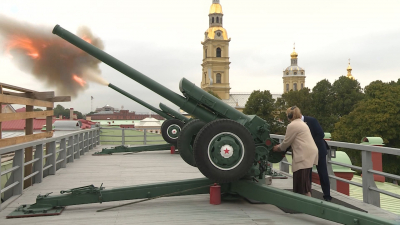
[0,14,108,97]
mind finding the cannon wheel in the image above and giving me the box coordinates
[161,119,185,145]
[193,119,255,183]
[177,119,206,167]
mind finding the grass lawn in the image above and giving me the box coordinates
[100,129,167,145]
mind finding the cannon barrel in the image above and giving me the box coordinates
[108,83,173,120]
[159,103,190,123]
[52,25,246,124]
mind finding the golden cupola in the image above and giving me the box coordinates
[291,45,298,59]
[346,59,354,80]
[205,0,228,40]
[209,0,223,14]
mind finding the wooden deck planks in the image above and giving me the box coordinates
[0,145,398,224]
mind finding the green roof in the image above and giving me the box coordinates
[360,137,384,146]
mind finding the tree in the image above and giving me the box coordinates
[53,104,67,118]
[53,104,84,119]
[280,88,313,115]
[331,76,364,118]
[74,111,84,119]
[33,108,43,111]
[243,90,284,134]
[332,80,400,176]
[309,79,336,132]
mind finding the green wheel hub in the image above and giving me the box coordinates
[208,132,244,170]
[167,124,181,139]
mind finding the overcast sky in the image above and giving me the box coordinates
[1,0,399,114]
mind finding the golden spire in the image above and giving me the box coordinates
[209,0,223,14]
[346,58,354,80]
[290,42,298,59]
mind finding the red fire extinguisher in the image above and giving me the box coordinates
[210,183,221,205]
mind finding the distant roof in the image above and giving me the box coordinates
[93,111,117,115]
[15,107,26,112]
[1,119,55,130]
[137,117,162,127]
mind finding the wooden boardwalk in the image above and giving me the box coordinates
[1,145,399,225]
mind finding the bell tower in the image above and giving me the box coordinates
[282,43,306,93]
[201,0,231,100]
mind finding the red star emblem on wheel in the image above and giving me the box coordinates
[224,148,230,154]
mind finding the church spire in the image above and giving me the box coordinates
[290,42,298,59]
[346,59,354,80]
[290,43,298,66]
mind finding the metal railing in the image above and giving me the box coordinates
[270,134,400,207]
[0,128,100,210]
[99,127,165,145]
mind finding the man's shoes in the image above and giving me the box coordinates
[324,198,332,202]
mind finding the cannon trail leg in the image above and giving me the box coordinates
[93,144,175,155]
[231,180,395,225]
[7,178,214,218]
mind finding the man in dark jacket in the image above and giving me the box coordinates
[302,114,332,201]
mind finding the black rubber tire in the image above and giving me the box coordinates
[193,119,255,183]
[161,119,185,145]
[177,119,206,167]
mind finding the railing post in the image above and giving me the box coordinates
[122,128,125,146]
[13,149,24,195]
[86,132,89,152]
[34,144,43,184]
[48,141,56,175]
[80,133,84,155]
[83,133,86,153]
[326,147,337,191]
[97,128,100,145]
[143,129,147,145]
[60,138,67,168]
[90,130,95,148]
[362,150,380,207]
[74,134,80,159]
[68,136,74,163]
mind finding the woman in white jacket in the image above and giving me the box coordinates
[273,106,318,197]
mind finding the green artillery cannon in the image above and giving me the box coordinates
[52,25,283,183]
[109,83,189,145]
[94,84,191,155]
[6,25,397,225]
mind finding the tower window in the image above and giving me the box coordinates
[301,83,304,89]
[221,17,222,23]
[286,84,289,92]
[293,83,297,91]
[216,73,221,83]
[212,17,214,23]
[301,72,303,75]
[205,49,207,58]
[294,72,297,75]
[286,72,289,75]
[217,17,219,23]
[216,47,221,57]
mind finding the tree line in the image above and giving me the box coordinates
[34,105,84,119]
[243,76,400,178]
